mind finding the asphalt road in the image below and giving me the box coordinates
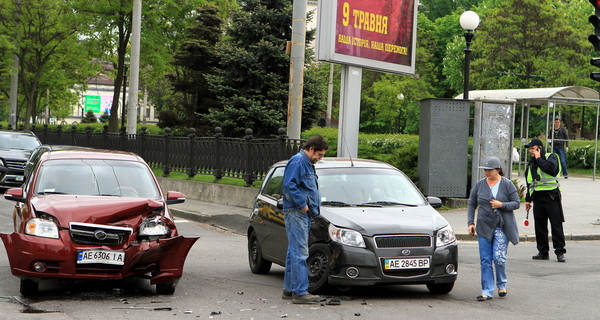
[1,197,599,320]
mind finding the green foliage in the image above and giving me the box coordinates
[470,0,584,90]
[166,4,223,129]
[419,0,482,21]
[301,127,421,181]
[81,110,98,124]
[301,126,339,157]
[205,0,324,137]
[0,0,98,129]
[511,179,526,201]
[362,136,420,181]
[99,113,110,123]
[566,144,600,169]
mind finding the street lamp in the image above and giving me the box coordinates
[460,11,480,100]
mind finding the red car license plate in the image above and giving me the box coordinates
[77,250,125,265]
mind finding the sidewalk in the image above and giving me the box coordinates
[169,175,600,240]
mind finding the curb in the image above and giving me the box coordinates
[171,208,248,236]
[171,208,600,241]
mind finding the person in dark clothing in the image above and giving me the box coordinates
[548,118,569,178]
[524,138,566,262]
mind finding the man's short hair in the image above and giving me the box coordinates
[303,135,329,152]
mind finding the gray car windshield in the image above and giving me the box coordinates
[35,159,160,198]
[0,134,40,150]
[318,167,426,207]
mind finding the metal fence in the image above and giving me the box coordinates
[28,125,305,186]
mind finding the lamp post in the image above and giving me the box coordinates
[460,11,480,100]
[121,64,128,129]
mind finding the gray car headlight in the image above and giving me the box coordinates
[25,218,59,239]
[139,217,170,236]
[328,224,366,248]
[436,225,456,247]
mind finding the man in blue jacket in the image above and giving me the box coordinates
[282,135,328,304]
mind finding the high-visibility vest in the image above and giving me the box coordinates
[526,153,561,196]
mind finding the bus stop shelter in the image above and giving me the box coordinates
[456,86,600,178]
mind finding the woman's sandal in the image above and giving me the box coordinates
[498,290,507,297]
[477,295,493,301]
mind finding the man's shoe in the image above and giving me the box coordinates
[532,253,549,260]
[557,254,566,262]
[292,293,324,304]
[282,290,292,300]
[564,176,568,179]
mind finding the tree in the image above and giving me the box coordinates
[82,110,98,123]
[0,0,95,129]
[76,0,219,132]
[359,12,436,134]
[205,0,325,137]
[419,0,482,21]
[469,0,583,90]
[167,4,223,130]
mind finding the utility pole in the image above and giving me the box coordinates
[286,0,307,139]
[326,64,334,127]
[9,0,22,129]
[127,0,142,134]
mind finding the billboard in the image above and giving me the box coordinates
[84,95,113,114]
[317,0,417,74]
[84,96,101,113]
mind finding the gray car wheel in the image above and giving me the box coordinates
[248,230,272,274]
[308,243,332,293]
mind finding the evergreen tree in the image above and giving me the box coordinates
[82,110,98,123]
[167,4,223,130]
[205,0,325,137]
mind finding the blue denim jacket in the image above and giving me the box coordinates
[282,150,320,217]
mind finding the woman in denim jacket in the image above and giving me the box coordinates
[467,157,520,301]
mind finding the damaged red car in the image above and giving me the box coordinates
[0,149,198,296]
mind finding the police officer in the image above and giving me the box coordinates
[524,138,566,262]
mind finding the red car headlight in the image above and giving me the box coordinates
[25,218,59,239]
[139,217,170,236]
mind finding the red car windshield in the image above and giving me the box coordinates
[34,159,161,198]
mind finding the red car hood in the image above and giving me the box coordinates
[31,195,166,227]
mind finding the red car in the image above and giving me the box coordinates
[1,149,198,295]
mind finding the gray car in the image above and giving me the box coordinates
[247,158,458,294]
[0,131,41,188]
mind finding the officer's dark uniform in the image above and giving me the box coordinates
[525,145,566,261]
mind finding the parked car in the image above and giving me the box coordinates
[24,145,92,179]
[247,158,457,294]
[0,130,41,188]
[1,149,198,295]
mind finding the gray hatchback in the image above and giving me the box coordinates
[247,158,458,294]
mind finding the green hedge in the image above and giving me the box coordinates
[566,144,600,169]
[302,127,420,182]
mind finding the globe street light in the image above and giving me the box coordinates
[460,11,480,100]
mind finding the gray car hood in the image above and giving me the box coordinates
[320,205,450,237]
[0,149,31,161]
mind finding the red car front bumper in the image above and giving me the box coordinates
[0,231,198,285]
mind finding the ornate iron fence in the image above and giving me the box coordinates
[27,125,305,186]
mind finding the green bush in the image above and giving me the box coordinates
[566,144,599,169]
[301,127,420,182]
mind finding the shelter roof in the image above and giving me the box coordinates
[454,86,599,105]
